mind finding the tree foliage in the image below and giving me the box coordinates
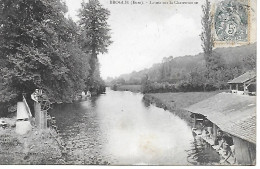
[201,0,213,69]
[0,0,109,114]
[78,0,112,87]
[111,43,256,93]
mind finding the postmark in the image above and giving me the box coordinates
[213,0,250,46]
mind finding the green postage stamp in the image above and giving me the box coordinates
[213,0,251,46]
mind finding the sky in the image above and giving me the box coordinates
[64,0,204,79]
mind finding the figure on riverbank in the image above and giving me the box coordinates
[203,119,213,137]
[87,91,92,97]
[220,135,236,164]
[215,129,224,145]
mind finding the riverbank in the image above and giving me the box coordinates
[113,85,141,93]
[143,91,225,124]
[0,118,66,164]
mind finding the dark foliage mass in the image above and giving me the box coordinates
[0,0,111,115]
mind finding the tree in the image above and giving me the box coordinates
[0,0,62,103]
[188,68,207,91]
[201,0,213,71]
[91,60,106,94]
[78,0,112,88]
[243,54,256,71]
[141,74,151,93]
[0,0,90,109]
[200,0,230,90]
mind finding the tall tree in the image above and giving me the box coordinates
[78,0,112,89]
[201,0,213,70]
[200,0,229,89]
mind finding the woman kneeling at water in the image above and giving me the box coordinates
[220,135,236,164]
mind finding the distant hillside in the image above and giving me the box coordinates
[214,43,256,64]
[113,43,256,85]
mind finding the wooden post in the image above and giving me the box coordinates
[243,83,249,95]
[193,114,196,128]
[43,110,47,129]
[34,102,41,128]
[212,124,218,144]
[34,102,47,129]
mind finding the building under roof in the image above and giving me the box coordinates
[228,70,256,84]
[184,92,256,144]
[228,70,256,95]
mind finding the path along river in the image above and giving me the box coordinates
[50,88,220,165]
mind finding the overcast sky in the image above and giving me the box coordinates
[64,0,204,79]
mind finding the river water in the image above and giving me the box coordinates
[50,88,220,165]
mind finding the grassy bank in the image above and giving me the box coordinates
[0,118,66,164]
[114,85,141,93]
[143,91,225,125]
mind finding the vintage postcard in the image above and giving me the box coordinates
[0,0,257,166]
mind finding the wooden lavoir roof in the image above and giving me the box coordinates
[228,70,256,84]
[185,92,256,144]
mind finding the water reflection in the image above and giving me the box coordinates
[50,88,220,165]
[186,135,220,165]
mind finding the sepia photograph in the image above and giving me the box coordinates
[0,0,257,166]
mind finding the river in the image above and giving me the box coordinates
[50,88,220,165]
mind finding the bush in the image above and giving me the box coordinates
[141,80,229,94]
[141,82,178,93]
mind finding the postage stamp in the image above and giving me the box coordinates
[213,0,250,46]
